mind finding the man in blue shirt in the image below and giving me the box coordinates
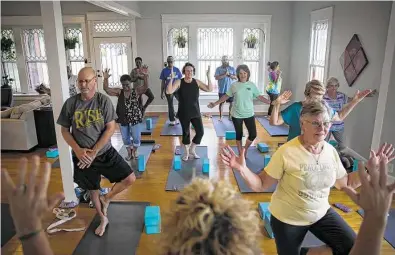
[214,55,237,121]
[160,56,182,125]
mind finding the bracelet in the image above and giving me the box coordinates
[19,229,42,241]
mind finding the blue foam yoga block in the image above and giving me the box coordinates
[46,150,59,158]
[138,155,146,172]
[145,206,161,226]
[352,159,358,172]
[264,154,271,167]
[258,202,270,218]
[174,155,181,170]
[146,118,152,130]
[202,158,210,173]
[225,131,236,140]
[258,202,274,238]
[145,224,161,235]
[257,143,269,153]
[264,213,274,239]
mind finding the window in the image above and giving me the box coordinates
[64,27,85,75]
[167,27,189,72]
[197,28,233,94]
[1,29,21,92]
[308,7,333,83]
[22,28,49,90]
[98,42,129,88]
[243,28,263,86]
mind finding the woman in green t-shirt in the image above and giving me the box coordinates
[208,65,291,158]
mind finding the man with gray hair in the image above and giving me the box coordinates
[214,55,237,121]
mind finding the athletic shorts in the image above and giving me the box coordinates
[73,146,134,190]
[218,93,233,103]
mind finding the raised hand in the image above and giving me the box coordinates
[366,143,395,171]
[343,154,395,219]
[220,145,246,172]
[352,89,372,103]
[102,68,111,79]
[206,65,211,77]
[1,157,65,237]
[275,90,292,105]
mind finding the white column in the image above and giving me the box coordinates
[40,1,77,202]
[13,27,29,94]
[371,3,395,150]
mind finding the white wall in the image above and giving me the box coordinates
[381,49,395,147]
[1,1,107,16]
[136,1,293,107]
[290,1,392,157]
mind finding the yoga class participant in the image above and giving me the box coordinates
[214,55,237,121]
[166,62,212,161]
[130,57,154,116]
[57,67,136,237]
[270,79,372,141]
[103,69,148,160]
[266,61,282,116]
[221,100,395,255]
[160,56,182,125]
[208,64,291,158]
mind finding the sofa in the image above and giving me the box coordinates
[1,95,51,150]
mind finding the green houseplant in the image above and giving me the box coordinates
[174,32,187,48]
[64,36,79,50]
[244,34,258,49]
[1,37,16,87]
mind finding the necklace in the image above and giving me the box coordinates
[299,136,323,165]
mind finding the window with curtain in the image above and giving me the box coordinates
[1,29,21,92]
[22,28,49,90]
[308,20,329,83]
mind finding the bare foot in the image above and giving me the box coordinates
[95,216,109,237]
[99,195,110,216]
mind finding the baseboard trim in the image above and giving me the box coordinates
[145,104,269,113]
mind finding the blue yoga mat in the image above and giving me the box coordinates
[358,208,395,249]
[211,115,235,137]
[118,144,154,178]
[160,120,183,136]
[165,146,209,191]
[231,146,276,193]
[140,116,159,134]
[256,116,289,136]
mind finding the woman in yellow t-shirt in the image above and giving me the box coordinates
[221,100,395,255]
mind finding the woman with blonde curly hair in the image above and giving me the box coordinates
[160,178,262,255]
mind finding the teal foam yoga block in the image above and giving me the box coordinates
[257,143,269,153]
[46,150,59,158]
[145,206,161,226]
[145,224,161,235]
[225,131,236,140]
[174,155,181,170]
[138,155,146,172]
[146,118,152,130]
[264,154,271,167]
[202,158,209,173]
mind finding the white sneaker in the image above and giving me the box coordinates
[189,143,200,159]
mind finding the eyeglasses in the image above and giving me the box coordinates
[304,120,332,128]
[78,76,96,85]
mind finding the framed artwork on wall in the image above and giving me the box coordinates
[339,34,369,87]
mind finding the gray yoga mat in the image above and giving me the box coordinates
[72,201,150,255]
[140,116,159,135]
[211,115,235,137]
[118,144,154,178]
[358,208,395,249]
[160,120,183,136]
[52,159,60,168]
[165,146,209,191]
[231,146,277,193]
[256,116,289,136]
[1,203,16,247]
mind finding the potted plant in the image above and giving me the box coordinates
[64,36,79,50]
[244,34,258,49]
[174,32,187,48]
[1,75,14,88]
[1,37,15,60]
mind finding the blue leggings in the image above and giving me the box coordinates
[270,208,356,255]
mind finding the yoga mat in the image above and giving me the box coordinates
[140,116,159,135]
[256,116,289,136]
[1,203,16,247]
[118,144,154,178]
[52,159,60,168]
[211,115,235,137]
[160,120,183,136]
[165,146,208,191]
[231,146,276,193]
[358,208,395,248]
[72,201,150,255]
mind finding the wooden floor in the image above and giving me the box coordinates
[1,112,394,255]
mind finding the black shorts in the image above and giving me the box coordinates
[218,93,233,103]
[73,147,134,190]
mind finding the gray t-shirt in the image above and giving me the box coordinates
[57,92,117,156]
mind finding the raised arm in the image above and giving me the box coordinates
[332,89,372,121]
[166,76,181,95]
[102,68,121,97]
